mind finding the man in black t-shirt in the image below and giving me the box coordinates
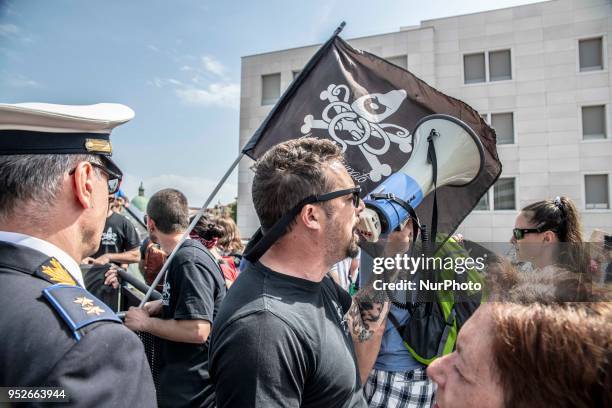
[125,189,226,408]
[209,138,384,408]
[83,196,140,268]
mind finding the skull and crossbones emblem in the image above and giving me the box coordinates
[301,84,412,182]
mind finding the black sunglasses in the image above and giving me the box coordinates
[307,186,362,208]
[69,161,123,195]
[513,227,545,240]
[243,186,362,263]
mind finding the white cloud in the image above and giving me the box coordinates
[175,83,240,109]
[201,55,225,77]
[4,73,39,88]
[148,54,236,108]
[0,24,19,36]
[122,173,237,206]
[191,75,205,85]
[147,44,160,52]
[146,77,164,88]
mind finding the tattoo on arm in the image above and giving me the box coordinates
[347,239,412,342]
[347,253,408,342]
[348,284,388,342]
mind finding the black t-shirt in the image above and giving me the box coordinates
[92,212,140,260]
[209,261,367,408]
[159,239,226,408]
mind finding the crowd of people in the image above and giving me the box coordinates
[0,103,610,408]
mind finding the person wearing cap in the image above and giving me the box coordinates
[0,103,156,406]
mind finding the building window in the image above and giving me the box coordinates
[464,53,486,84]
[582,105,606,140]
[585,174,610,209]
[579,37,603,72]
[493,178,516,210]
[491,113,514,144]
[387,55,407,70]
[464,50,512,84]
[292,70,301,80]
[489,50,512,81]
[261,73,281,105]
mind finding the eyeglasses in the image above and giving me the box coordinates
[306,186,362,208]
[512,227,545,240]
[69,161,123,195]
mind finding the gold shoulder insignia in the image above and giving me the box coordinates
[74,296,105,315]
[41,258,77,286]
[85,306,104,316]
[74,296,94,307]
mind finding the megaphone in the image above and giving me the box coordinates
[358,114,484,242]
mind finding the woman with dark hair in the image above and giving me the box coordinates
[215,216,244,269]
[190,215,239,288]
[510,196,588,275]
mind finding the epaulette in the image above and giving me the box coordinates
[42,284,121,341]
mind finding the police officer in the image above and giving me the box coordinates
[0,103,157,406]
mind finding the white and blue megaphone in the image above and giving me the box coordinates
[357,114,485,242]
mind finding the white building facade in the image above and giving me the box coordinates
[238,0,612,242]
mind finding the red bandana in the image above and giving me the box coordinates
[189,232,218,249]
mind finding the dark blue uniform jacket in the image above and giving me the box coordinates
[0,241,157,407]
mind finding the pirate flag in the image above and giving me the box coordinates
[242,26,502,252]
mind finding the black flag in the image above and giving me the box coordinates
[242,30,502,247]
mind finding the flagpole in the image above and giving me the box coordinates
[334,21,346,36]
[136,153,244,308]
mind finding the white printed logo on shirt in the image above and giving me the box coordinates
[162,281,171,306]
[100,227,118,246]
[336,303,349,336]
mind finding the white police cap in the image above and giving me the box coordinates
[0,102,134,156]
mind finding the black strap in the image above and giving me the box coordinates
[427,129,439,256]
[244,192,328,262]
[368,193,426,311]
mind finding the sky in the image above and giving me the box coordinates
[0,0,544,207]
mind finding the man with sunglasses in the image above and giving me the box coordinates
[209,138,372,408]
[0,103,156,406]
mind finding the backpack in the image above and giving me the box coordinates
[387,237,484,365]
[143,241,166,291]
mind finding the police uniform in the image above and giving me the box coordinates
[0,103,156,406]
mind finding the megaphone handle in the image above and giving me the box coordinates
[427,130,439,255]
